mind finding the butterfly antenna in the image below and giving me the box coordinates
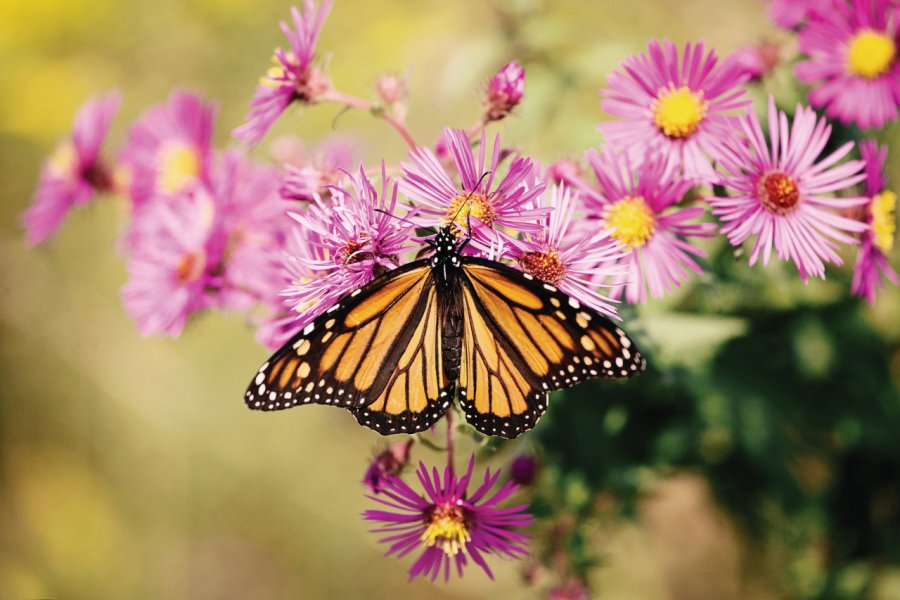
[447,171,492,233]
[374,208,436,235]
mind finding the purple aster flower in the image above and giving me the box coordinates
[399,128,547,248]
[768,0,815,29]
[282,164,415,329]
[851,140,898,303]
[795,0,900,130]
[572,148,715,303]
[709,96,868,282]
[363,440,414,494]
[599,39,751,181]
[122,188,226,337]
[119,90,216,207]
[500,183,623,317]
[233,1,333,147]
[364,456,532,582]
[484,61,525,122]
[22,91,120,246]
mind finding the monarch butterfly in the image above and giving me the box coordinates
[244,226,646,438]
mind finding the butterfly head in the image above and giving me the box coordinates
[427,226,465,283]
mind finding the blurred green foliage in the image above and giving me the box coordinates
[534,252,900,597]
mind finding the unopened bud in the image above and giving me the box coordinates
[726,41,780,83]
[375,73,409,121]
[547,159,583,185]
[484,61,525,121]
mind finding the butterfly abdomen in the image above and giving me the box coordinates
[439,273,464,384]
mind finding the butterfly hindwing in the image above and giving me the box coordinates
[351,282,455,434]
[244,261,453,434]
[457,258,646,439]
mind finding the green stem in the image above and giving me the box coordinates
[446,409,456,480]
[322,90,418,150]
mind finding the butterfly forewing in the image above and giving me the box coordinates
[244,260,454,434]
[457,258,646,439]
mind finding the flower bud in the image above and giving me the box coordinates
[510,454,538,486]
[547,159,583,185]
[362,439,413,494]
[484,61,525,121]
[375,73,408,106]
[376,73,409,121]
[726,41,780,83]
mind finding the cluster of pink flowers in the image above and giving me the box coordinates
[26,0,899,338]
[21,0,900,585]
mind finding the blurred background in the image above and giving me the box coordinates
[1,0,899,598]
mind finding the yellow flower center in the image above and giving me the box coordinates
[605,196,656,248]
[446,192,496,230]
[157,141,200,195]
[519,250,566,284]
[871,190,897,252]
[47,141,78,179]
[847,30,896,79]
[758,171,801,215]
[175,249,207,284]
[422,503,470,557]
[652,85,707,139]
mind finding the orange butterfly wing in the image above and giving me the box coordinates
[457,259,646,438]
[245,262,453,434]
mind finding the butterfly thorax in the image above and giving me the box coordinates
[428,227,464,291]
[428,227,465,383]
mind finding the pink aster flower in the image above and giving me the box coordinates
[573,148,714,303]
[795,0,900,130]
[399,128,547,248]
[599,39,751,181]
[709,96,868,282]
[768,0,815,30]
[282,164,414,329]
[122,188,226,337]
[22,91,120,246]
[483,61,525,122]
[213,150,291,313]
[500,183,623,317]
[851,140,898,303]
[280,135,357,201]
[233,1,333,146]
[364,456,532,582]
[119,90,216,207]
